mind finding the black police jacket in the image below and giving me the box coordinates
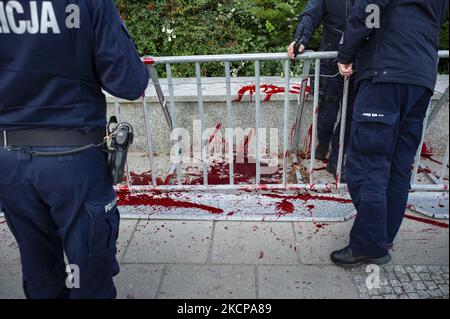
[0,0,149,129]
[294,0,356,75]
[338,0,448,92]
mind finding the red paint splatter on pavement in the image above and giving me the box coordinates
[404,214,449,229]
[306,205,315,212]
[275,199,295,215]
[117,192,223,215]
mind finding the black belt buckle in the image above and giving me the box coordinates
[107,117,134,185]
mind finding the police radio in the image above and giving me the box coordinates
[106,116,134,185]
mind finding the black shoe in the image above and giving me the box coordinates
[327,163,347,183]
[331,247,391,268]
[316,143,329,161]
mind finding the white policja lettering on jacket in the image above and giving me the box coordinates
[0,1,61,34]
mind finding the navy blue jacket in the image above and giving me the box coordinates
[338,0,448,92]
[0,0,149,129]
[294,0,356,74]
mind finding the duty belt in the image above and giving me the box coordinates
[2,129,105,148]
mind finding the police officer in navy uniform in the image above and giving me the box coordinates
[0,0,148,298]
[288,0,357,179]
[331,0,448,266]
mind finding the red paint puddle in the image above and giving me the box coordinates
[185,157,283,185]
[276,199,295,215]
[117,192,223,215]
[404,214,449,229]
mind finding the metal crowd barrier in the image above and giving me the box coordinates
[112,50,449,193]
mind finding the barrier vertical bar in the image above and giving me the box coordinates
[439,143,449,184]
[196,62,208,185]
[255,61,262,185]
[225,62,234,185]
[283,60,291,185]
[336,78,350,188]
[166,63,181,185]
[309,59,321,184]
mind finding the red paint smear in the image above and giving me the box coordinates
[117,192,224,215]
[306,205,315,212]
[404,214,449,229]
[264,193,353,204]
[0,220,6,224]
[207,123,223,145]
[234,83,304,103]
[276,199,295,215]
[314,223,329,233]
[417,167,432,175]
[421,154,444,165]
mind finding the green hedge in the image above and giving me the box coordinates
[116,0,449,77]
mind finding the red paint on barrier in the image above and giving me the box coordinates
[117,192,224,215]
[264,193,353,204]
[404,214,449,229]
[421,154,444,165]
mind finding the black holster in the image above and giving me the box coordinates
[106,117,134,185]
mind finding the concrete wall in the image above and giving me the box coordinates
[106,76,449,156]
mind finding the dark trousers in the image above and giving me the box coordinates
[0,147,120,299]
[346,81,432,257]
[317,75,355,166]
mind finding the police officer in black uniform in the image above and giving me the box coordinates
[0,0,148,298]
[288,0,356,179]
[331,0,448,266]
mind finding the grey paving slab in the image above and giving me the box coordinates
[0,263,23,299]
[158,264,256,299]
[122,220,213,264]
[211,222,298,265]
[117,219,138,262]
[294,221,352,265]
[258,265,359,299]
[115,264,164,299]
[0,219,20,265]
[391,218,449,265]
[351,264,449,299]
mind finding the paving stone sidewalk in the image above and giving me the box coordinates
[0,210,448,299]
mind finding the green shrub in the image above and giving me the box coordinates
[116,0,449,76]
